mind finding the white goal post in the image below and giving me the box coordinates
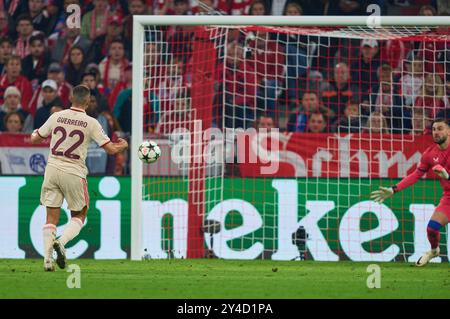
[131,15,449,261]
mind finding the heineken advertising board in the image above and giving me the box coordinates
[0,176,448,263]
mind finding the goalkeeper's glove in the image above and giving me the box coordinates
[370,186,395,204]
[432,164,449,180]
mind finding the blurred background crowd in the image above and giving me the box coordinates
[0,0,449,175]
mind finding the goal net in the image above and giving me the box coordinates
[131,16,450,262]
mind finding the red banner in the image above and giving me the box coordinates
[238,132,434,178]
[0,133,50,147]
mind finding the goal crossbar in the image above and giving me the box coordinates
[133,15,450,27]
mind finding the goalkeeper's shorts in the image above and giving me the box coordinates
[435,196,450,220]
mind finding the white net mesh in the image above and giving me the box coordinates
[138,22,449,261]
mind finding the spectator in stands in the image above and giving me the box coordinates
[123,0,150,41]
[46,0,81,41]
[113,85,159,134]
[108,64,132,111]
[248,0,268,15]
[28,0,52,35]
[297,0,340,15]
[156,56,185,110]
[0,86,33,132]
[5,1,29,40]
[419,4,437,15]
[123,0,149,46]
[219,42,257,129]
[112,87,133,134]
[196,0,216,14]
[283,2,309,105]
[88,14,128,64]
[371,64,396,111]
[0,56,33,110]
[50,105,63,114]
[351,39,381,103]
[167,25,194,61]
[248,31,285,120]
[29,63,72,114]
[264,0,298,15]
[81,72,109,112]
[363,111,390,134]
[0,37,13,75]
[415,73,448,119]
[337,0,372,15]
[85,94,110,174]
[286,91,323,132]
[85,63,105,92]
[370,63,406,132]
[64,46,87,86]
[411,107,432,135]
[99,40,130,95]
[284,2,303,15]
[332,102,362,133]
[322,62,357,123]
[22,33,51,88]
[173,0,192,15]
[304,70,330,99]
[14,14,35,59]
[46,63,72,107]
[400,51,424,107]
[81,0,110,41]
[51,24,91,65]
[33,79,64,128]
[3,111,25,133]
[307,112,327,133]
[255,113,276,131]
[101,109,126,175]
[437,0,450,14]
[155,90,190,135]
[0,11,9,38]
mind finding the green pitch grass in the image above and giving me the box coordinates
[0,259,448,299]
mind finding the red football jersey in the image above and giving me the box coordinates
[418,144,450,195]
[397,143,450,195]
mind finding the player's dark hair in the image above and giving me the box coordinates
[72,85,91,107]
[432,118,450,127]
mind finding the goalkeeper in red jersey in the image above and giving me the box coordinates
[371,118,450,267]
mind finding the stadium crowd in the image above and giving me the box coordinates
[0,0,449,175]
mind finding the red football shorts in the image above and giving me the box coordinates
[435,196,450,221]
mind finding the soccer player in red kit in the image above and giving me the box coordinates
[371,118,450,266]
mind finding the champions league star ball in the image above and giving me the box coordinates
[138,140,161,164]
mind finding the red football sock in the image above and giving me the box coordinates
[426,227,440,249]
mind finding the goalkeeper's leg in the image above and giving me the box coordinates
[416,209,448,267]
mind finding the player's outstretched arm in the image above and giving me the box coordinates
[103,138,129,155]
[370,167,428,203]
[30,129,45,144]
[370,186,394,204]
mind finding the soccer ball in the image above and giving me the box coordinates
[138,140,161,164]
